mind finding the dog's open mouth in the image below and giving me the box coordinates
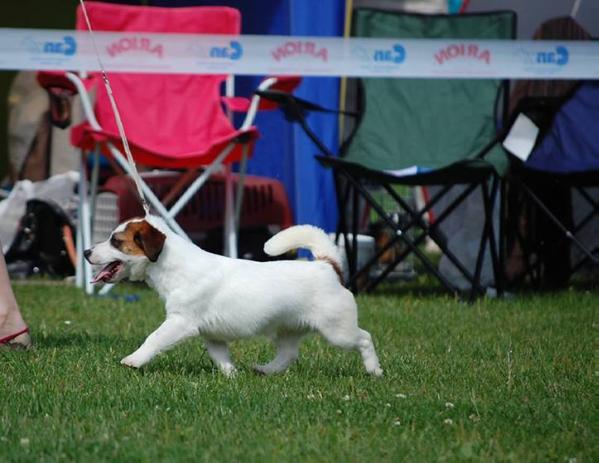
[91,261,124,284]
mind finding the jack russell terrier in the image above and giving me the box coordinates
[84,216,382,377]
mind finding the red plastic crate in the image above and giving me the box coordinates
[101,171,293,234]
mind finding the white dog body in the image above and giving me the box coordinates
[85,216,382,377]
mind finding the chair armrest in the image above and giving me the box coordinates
[37,71,101,131]
[222,76,303,115]
[37,71,80,129]
[255,89,358,123]
[257,76,302,110]
[234,76,300,131]
[37,71,79,93]
[252,79,358,158]
[221,96,252,113]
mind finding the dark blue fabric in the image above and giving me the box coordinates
[150,0,342,231]
[287,2,343,232]
[527,82,599,174]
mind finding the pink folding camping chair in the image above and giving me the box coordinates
[37,2,300,294]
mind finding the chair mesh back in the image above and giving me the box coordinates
[345,10,515,172]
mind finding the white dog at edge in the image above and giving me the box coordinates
[84,216,382,377]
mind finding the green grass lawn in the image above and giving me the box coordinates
[1,282,596,462]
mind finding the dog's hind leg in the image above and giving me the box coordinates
[315,293,383,376]
[206,340,237,377]
[253,334,302,375]
[319,324,383,377]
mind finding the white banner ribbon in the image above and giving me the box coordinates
[1,28,598,79]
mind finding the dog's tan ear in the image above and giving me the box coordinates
[133,220,166,262]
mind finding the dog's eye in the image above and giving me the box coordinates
[110,236,122,248]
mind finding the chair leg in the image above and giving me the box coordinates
[89,149,100,235]
[572,187,599,251]
[75,204,84,289]
[576,187,599,219]
[234,146,249,235]
[484,176,502,296]
[107,143,190,240]
[343,172,458,294]
[108,140,245,259]
[469,184,492,302]
[517,177,596,263]
[336,175,354,285]
[224,164,237,258]
[364,230,427,292]
[360,189,475,292]
[350,185,360,292]
[497,177,507,296]
[364,184,477,294]
[470,178,497,302]
[383,181,487,294]
[518,188,542,286]
[166,143,235,223]
[78,151,94,295]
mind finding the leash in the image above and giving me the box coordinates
[78,0,150,215]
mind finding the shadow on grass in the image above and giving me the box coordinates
[367,284,450,299]
[140,353,371,380]
[357,274,599,300]
[141,356,216,377]
[506,277,598,295]
[35,332,127,349]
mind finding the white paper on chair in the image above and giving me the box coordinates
[502,113,540,162]
[384,166,432,177]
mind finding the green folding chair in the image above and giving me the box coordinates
[259,9,516,298]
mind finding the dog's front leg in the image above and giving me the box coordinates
[121,315,198,368]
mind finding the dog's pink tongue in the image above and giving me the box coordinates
[91,266,112,284]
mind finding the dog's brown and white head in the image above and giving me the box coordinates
[84,218,166,284]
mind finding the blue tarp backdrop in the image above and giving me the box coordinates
[153,0,344,232]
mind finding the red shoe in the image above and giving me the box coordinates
[0,327,32,349]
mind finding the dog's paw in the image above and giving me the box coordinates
[221,364,237,378]
[252,364,284,376]
[252,364,269,376]
[120,354,145,369]
[370,367,384,377]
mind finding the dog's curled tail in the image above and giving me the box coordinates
[264,225,344,282]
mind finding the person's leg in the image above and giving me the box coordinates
[0,250,31,347]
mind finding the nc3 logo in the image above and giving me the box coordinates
[23,35,77,56]
[42,36,77,56]
[209,41,243,60]
[536,46,568,65]
[373,44,406,64]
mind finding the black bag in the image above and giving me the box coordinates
[5,199,75,278]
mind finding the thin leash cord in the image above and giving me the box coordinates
[78,0,150,215]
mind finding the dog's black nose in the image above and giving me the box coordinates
[83,249,92,261]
